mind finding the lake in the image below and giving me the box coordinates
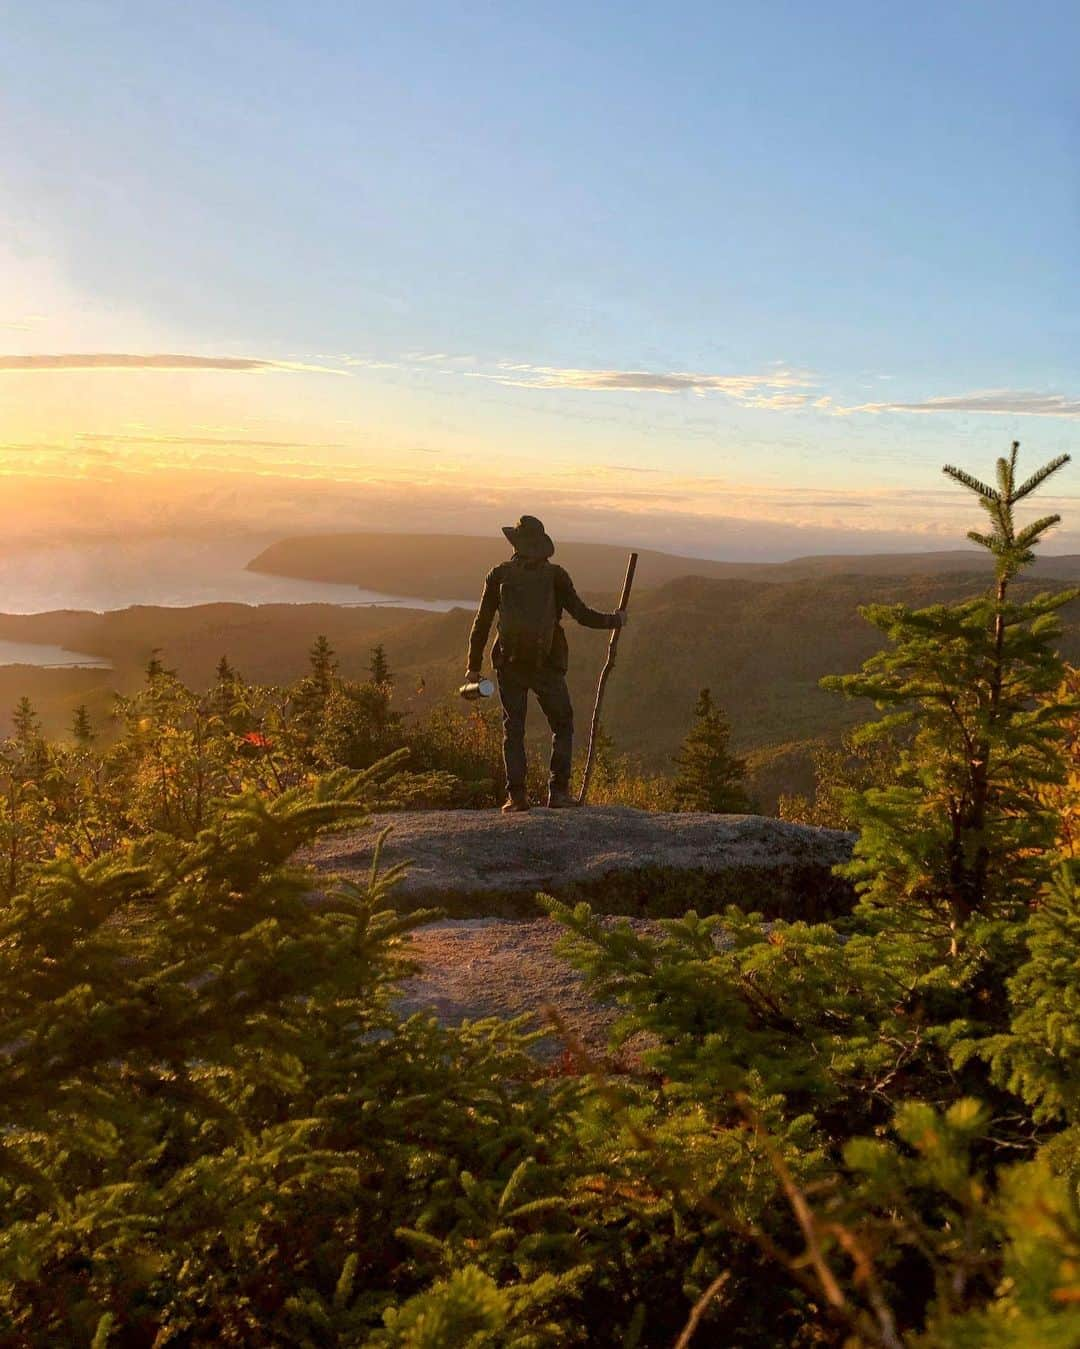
[0,640,111,669]
[0,536,472,615]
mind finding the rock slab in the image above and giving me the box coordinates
[311,807,854,919]
[395,917,661,1061]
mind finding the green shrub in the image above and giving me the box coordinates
[0,764,588,1344]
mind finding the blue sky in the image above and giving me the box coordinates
[1,2,1078,556]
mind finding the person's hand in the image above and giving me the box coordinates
[614,610,629,628]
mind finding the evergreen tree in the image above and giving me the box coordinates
[975,861,1080,1128]
[290,637,341,754]
[11,696,40,745]
[369,642,393,687]
[671,689,749,812]
[212,654,243,718]
[144,649,170,681]
[71,704,94,746]
[308,634,338,693]
[4,698,50,856]
[824,442,1076,946]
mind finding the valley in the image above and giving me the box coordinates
[3,552,1076,810]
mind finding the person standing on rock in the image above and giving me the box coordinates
[466,516,627,813]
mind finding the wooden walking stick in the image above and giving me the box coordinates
[577,551,638,805]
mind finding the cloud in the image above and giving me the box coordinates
[0,315,47,331]
[423,355,1080,424]
[738,392,813,409]
[77,432,347,450]
[460,361,815,403]
[835,390,1080,419]
[0,353,347,374]
[333,356,400,370]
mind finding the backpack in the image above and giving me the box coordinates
[497,560,558,668]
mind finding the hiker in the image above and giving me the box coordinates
[466,516,627,813]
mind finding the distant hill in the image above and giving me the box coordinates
[247,531,1080,601]
[2,570,1077,813]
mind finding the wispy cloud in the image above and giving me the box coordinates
[0,353,347,374]
[0,315,47,331]
[460,361,815,403]
[415,354,1080,424]
[77,432,347,450]
[834,389,1080,419]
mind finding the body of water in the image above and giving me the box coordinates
[0,640,111,669]
[0,536,472,615]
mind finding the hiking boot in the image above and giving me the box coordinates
[547,787,581,809]
[501,793,530,814]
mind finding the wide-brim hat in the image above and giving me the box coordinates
[502,515,554,559]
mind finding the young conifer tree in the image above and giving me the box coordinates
[825,442,1076,947]
[309,634,338,692]
[214,654,238,687]
[144,649,171,681]
[71,704,94,746]
[11,697,40,745]
[290,636,341,755]
[368,643,393,687]
[211,654,247,721]
[671,688,750,813]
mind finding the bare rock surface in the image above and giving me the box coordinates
[396,916,661,1061]
[396,917,609,1051]
[311,806,854,918]
[310,808,854,1053]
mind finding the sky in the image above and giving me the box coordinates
[1,0,1079,559]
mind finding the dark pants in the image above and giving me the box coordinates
[497,663,574,796]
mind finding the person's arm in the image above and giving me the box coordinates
[466,568,501,674]
[555,567,625,630]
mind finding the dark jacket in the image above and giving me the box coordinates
[468,557,619,674]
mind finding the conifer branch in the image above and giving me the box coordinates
[1014,515,1062,549]
[1015,454,1070,500]
[995,454,1014,501]
[942,465,997,499]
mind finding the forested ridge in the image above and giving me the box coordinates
[4,569,1080,812]
[2,446,1080,1344]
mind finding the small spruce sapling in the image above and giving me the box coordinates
[309,634,338,692]
[369,642,393,687]
[11,696,40,746]
[671,688,750,813]
[71,704,95,746]
[824,442,1077,948]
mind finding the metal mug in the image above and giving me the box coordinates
[459,677,495,701]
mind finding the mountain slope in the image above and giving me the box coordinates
[2,573,1076,810]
